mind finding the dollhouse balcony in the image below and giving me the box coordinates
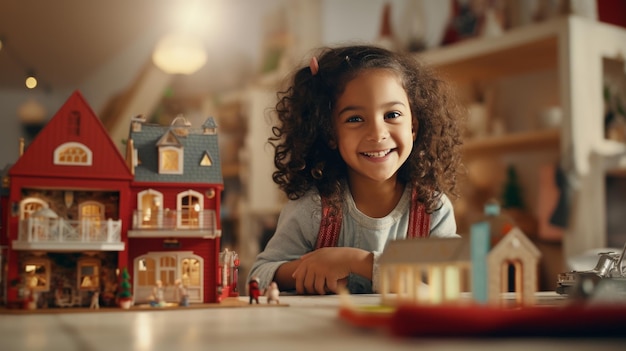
[127,209,220,239]
[13,218,125,251]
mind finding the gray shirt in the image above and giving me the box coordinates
[248,185,458,293]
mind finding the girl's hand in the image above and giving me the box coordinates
[292,247,372,295]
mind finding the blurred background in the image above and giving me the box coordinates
[1,0,626,291]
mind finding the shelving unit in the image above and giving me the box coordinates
[416,16,626,264]
[462,129,560,156]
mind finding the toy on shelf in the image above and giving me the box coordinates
[0,90,225,309]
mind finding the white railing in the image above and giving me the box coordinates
[17,218,122,244]
[131,209,216,231]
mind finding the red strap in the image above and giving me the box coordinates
[407,187,430,238]
[315,196,343,249]
[316,187,429,248]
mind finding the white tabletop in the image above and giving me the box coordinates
[0,293,624,351]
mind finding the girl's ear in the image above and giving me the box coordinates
[328,139,337,149]
[412,119,418,141]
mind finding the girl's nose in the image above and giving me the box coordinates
[367,120,389,142]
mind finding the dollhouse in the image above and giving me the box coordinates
[125,113,224,305]
[378,226,541,306]
[0,91,227,308]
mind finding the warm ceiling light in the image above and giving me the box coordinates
[152,34,207,75]
[25,72,37,89]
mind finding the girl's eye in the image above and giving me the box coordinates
[346,115,363,123]
[385,111,401,120]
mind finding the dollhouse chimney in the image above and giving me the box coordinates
[202,117,217,135]
[131,114,146,132]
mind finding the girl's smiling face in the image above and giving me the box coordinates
[332,68,416,186]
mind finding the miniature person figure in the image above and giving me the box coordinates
[150,280,165,307]
[90,291,100,309]
[266,281,280,304]
[248,45,464,295]
[175,279,189,307]
[248,277,261,304]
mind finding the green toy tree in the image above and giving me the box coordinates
[118,267,132,300]
[501,165,524,209]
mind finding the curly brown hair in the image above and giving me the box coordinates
[269,45,464,213]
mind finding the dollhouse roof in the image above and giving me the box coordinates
[129,118,223,185]
[9,90,133,181]
[379,237,470,265]
[489,227,541,261]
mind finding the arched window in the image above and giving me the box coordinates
[177,190,203,228]
[54,142,92,166]
[79,201,105,241]
[137,189,163,228]
[20,198,48,220]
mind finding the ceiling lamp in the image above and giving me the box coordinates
[25,71,37,89]
[152,33,207,75]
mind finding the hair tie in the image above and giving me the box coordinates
[309,56,319,76]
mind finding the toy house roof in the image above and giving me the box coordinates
[9,90,133,181]
[379,238,470,265]
[489,227,541,260]
[129,117,223,185]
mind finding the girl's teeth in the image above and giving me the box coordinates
[363,150,390,158]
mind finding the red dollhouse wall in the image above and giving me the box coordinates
[598,0,626,28]
[127,237,219,303]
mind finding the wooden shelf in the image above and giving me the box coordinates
[462,129,560,156]
[221,163,240,178]
[416,18,563,84]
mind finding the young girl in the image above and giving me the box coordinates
[248,45,464,295]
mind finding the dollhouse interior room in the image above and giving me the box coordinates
[0,0,626,349]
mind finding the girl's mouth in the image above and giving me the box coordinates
[361,149,392,158]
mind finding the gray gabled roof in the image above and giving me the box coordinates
[130,118,223,185]
[379,238,470,265]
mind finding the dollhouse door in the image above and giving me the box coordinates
[79,201,104,242]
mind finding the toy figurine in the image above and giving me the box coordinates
[150,280,165,307]
[266,281,280,304]
[248,277,261,304]
[90,291,100,309]
[175,279,189,307]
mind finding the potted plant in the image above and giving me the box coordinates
[118,267,133,309]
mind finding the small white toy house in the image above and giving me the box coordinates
[378,226,541,306]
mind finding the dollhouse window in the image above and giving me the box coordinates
[138,190,163,228]
[23,258,50,292]
[181,257,202,288]
[79,201,104,240]
[159,256,176,286]
[20,198,48,220]
[137,257,156,286]
[158,147,183,174]
[177,190,203,228]
[77,258,100,291]
[200,151,213,166]
[54,142,93,166]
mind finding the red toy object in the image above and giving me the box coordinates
[339,304,626,338]
[248,278,261,304]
